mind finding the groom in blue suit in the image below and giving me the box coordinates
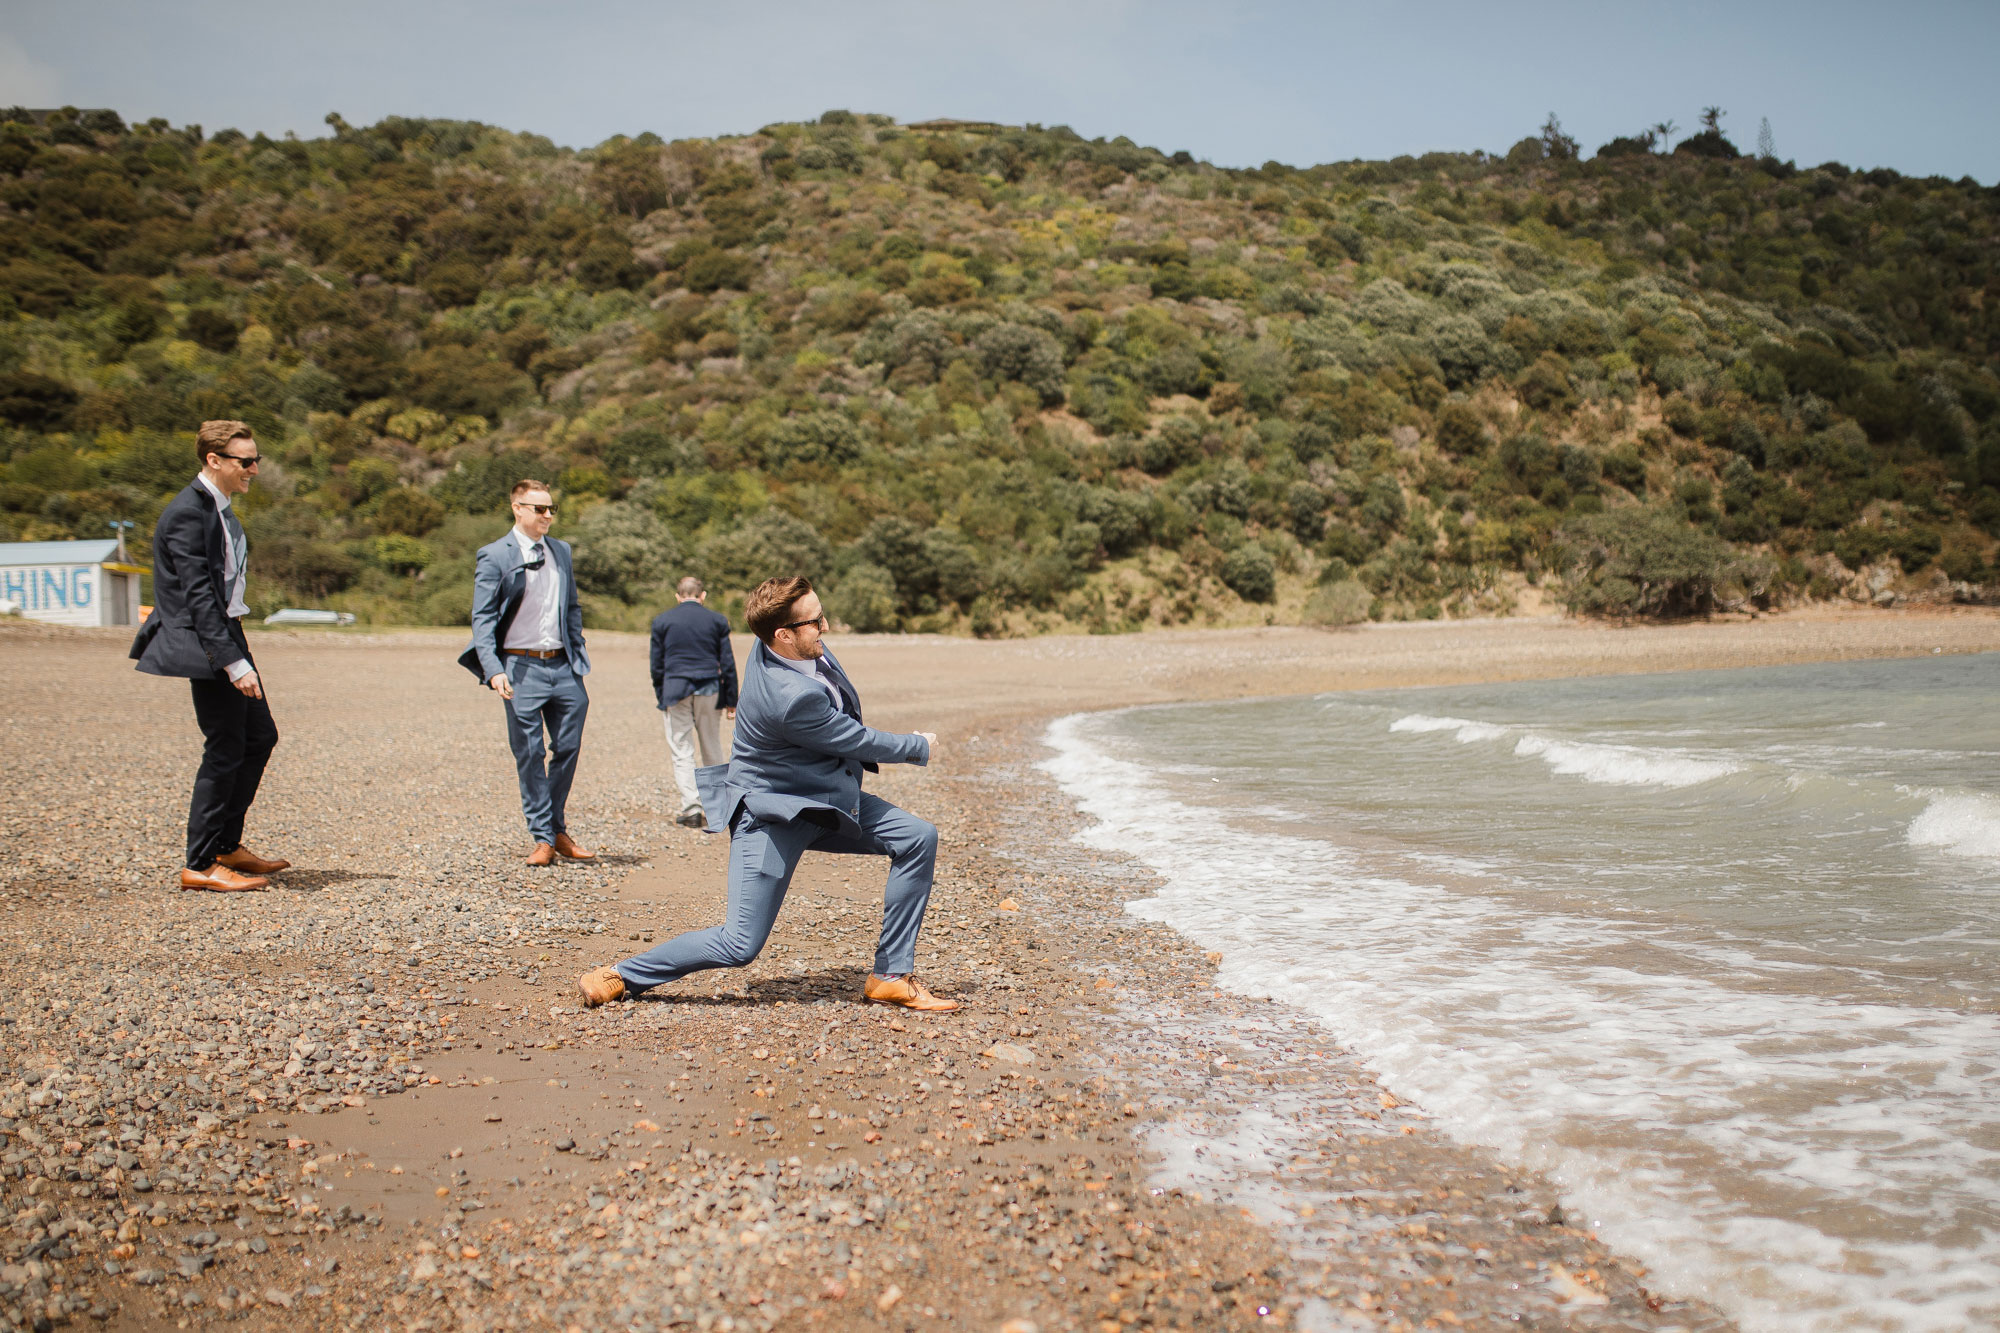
[579,575,958,1011]
[459,479,596,866]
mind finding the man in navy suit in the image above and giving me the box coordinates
[130,419,289,893]
[458,480,596,866]
[579,575,958,1011]
[649,575,738,829]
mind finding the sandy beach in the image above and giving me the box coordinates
[2,606,1996,1333]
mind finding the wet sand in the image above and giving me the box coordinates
[1,606,1995,1332]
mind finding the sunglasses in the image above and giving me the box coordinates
[217,453,260,468]
[781,613,828,632]
[515,502,556,516]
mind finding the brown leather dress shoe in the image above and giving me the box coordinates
[217,847,290,875]
[552,833,596,861]
[526,843,555,867]
[578,966,625,1007]
[863,975,960,1011]
[180,864,268,893]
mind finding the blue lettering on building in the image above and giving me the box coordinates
[2,566,91,612]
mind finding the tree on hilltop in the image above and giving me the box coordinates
[1540,112,1579,160]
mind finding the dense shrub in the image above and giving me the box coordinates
[0,108,1987,626]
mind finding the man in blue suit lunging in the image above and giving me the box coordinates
[579,575,957,1012]
[459,479,597,867]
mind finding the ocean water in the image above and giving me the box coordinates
[1041,652,2000,1332]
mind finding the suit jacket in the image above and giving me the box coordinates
[456,532,590,683]
[649,600,739,710]
[130,480,243,679]
[704,640,927,838]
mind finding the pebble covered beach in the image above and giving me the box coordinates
[4,608,1997,1332]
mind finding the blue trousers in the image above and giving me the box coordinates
[616,791,938,991]
[502,654,588,845]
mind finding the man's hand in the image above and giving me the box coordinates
[233,669,263,700]
[490,672,514,701]
[724,707,736,720]
[916,731,938,756]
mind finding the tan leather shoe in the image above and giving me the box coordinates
[863,975,960,1011]
[526,843,555,867]
[217,847,290,875]
[578,966,625,1008]
[552,833,596,861]
[180,864,268,893]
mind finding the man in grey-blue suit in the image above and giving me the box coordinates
[458,479,597,867]
[578,575,959,1012]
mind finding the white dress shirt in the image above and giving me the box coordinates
[778,650,845,709]
[193,472,253,681]
[502,527,564,652]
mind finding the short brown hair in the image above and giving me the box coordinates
[195,420,253,467]
[745,575,814,644]
[510,479,551,501]
[676,575,705,598]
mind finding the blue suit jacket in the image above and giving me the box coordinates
[649,600,739,710]
[457,533,591,683]
[703,639,927,838]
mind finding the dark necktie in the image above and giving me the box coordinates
[816,660,856,718]
[221,505,247,582]
[526,541,546,571]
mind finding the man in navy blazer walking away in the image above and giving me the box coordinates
[650,575,738,829]
[580,575,958,1012]
[459,479,597,867]
[129,419,290,893]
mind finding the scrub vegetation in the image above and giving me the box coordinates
[1,104,1995,629]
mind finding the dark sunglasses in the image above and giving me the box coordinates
[781,613,828,632]
[217,453,260,467]
[515,502,556,516]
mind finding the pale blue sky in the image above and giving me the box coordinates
[4,1,1995,180]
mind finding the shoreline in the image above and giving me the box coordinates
[0,608,1994,1330]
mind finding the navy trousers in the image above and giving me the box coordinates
[615,790,939,991]
[502,653,588,845]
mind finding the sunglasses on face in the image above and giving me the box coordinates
[781,613,828,632]
[515,502,556,516]
[217,453,260,468]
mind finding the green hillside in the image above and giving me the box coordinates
[1,105,1995,632]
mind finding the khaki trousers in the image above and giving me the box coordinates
[664,693,725,816]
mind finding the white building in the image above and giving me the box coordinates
[0,539,147,627]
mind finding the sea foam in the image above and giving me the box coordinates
[1907,792,2000,862]
[1512,733,1739,789]
[1389,712,1738,789]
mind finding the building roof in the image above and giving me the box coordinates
[0,539,123,567]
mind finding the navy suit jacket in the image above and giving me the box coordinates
[129,480,243,679]
[705,640,927,838]
[457,532,590,683]
[650,600,739,710]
